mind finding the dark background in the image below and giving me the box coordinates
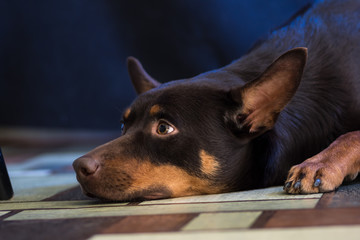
[0,0,313,131]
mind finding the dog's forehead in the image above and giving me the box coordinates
[130,81,225,117]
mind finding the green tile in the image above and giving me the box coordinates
[141,186,322,205]
[89,225,360,240]
[0,200,127,211]
[182,211,262,231]
[6,199,318,221]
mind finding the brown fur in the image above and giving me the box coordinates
[285,131,360,194]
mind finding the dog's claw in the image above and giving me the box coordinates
[314,178,321,187]
[284,181,292,190]
[294,180,301,189]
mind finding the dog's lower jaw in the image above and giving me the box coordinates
[79,184,173,202]
[82,189,97,199]
[79,180,229,202]
[142,192,171,200]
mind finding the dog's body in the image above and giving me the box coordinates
[73,0,360,201]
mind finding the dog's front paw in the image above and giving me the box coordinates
[284,159,344,194]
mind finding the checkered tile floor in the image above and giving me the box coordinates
[1,129,360,240]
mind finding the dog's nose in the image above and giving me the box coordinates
[73,157,99,177]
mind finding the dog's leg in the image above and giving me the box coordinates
[284,131,360,194]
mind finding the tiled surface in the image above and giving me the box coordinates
[5,199,319,221]
[89,226,360,240]
[0,200,127,211]
[182,211,262,231]
[263,208,360,228]
[7,184,78,201]
[1,131,360,240]
[141,186,322,205]
[0,211,10,217]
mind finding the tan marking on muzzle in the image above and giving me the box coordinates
[199,149,219,176]
[127,160,224,198]
[76,136,226,200]
[149,104,162,116]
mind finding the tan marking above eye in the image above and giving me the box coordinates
[199,149,219,176]
[123,108,131,119]
[149,104,162,116]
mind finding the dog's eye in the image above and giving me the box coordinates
[157,122,174,135]
[120,121,125,133]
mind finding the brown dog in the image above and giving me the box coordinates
[73,0,360,201]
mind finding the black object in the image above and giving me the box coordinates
[0,148,13,200]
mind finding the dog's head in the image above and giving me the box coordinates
[73,48,307,201]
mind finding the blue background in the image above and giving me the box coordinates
[0,0,313,130]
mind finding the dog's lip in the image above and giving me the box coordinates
[85,192,97,198]
[81,187,97,198]
[78,183,98,199]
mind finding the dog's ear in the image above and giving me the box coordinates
[127,57,161,95]
[228,47,307,136]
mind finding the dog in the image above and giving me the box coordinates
[73,0,360,201]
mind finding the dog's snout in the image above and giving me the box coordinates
[73,157,99,177]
